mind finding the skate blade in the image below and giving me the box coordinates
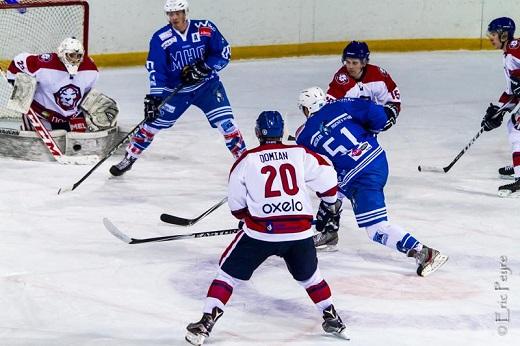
[419,254,449,277]
[497,189,520,198]
[316,244,339,252]
[499,174,515,180]
[185,332,206,346]
[327,327,350,341]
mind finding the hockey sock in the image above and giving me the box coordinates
[216,119,246,159]
[127,123,158,156]
[513,152,520,178]
[203,270,243,314]
[365,221,421,254]
[298,269,333,311]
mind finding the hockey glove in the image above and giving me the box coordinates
[481,103,505,131]
[382,103,399,131]
[144,94,162,121]
[181,60,212,85]
[315,199,342,234]
[511,76,520,97]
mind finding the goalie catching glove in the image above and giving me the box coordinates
[80,89,119,131]
[315,199,342,234]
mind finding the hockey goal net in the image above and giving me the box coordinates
[0,0,89,121]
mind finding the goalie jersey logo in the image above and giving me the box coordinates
[53,84,82,111]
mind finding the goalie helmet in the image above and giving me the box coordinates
[342,41,370,63]
[488,17,516,42]
[57,37,84,75]
[255,111,284,142]
[164,0,189,14]
[298,87,326,116]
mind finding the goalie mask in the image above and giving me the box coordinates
[57,37,84,76]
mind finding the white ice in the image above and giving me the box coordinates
[1,51,519,346]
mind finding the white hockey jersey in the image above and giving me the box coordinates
[327,63,401,112]
[7,52,98,123]
[228,143,338,242]
[498,39,520,104]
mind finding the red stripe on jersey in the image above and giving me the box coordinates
[78,56,98,72]
[207,279,233,304]
[231,207,248,220]
[317,185,338,198]
[244,215,313,234]
[300,146,331,166]
[306,280,332,304]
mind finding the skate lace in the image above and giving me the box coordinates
[116,157,135,169]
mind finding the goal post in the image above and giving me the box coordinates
[0,0,90,120]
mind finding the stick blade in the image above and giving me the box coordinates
[160,214,192,226]
[418,165,446,173]
[103,218,132,244]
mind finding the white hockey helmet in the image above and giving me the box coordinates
[298,86,326,115]
[164,0,189,14]
[57,37,84,75]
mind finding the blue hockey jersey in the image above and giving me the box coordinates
[146,19,231,96]
[296,98,387,185]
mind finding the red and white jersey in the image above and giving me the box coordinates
[228,143,338,242]
[327,63,401,111]
[498,39,520,104]
[7,52,98,123]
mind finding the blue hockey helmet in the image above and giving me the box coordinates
[488,17,515,42]
[255,111,284,141]
[342,41,370,63]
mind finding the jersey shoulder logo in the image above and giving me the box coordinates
[38,53,52,62]
[199,26,212,37]
[159,29,173,41]
[53,84,82,111]
[509,40,519,49]
[335,73,349,85]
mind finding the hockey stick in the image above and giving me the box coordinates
[103,218,239,244]
[418,101,520,173]
[25,108,99,165]
[160,197,228,226]
[57,84,184,194]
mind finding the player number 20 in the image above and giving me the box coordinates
[261,164,299,197]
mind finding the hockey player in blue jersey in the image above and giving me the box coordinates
[110,0,246,176]
[296,86,448,277]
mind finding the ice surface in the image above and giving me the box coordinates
[1,51,519,345]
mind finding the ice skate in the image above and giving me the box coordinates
[322,304,349,340]
[498,165,515,180]
[109,154,137,176]
[408,245,448,277]
[313,230,339,252]
[498,178,520,198]
[185,307,223,346]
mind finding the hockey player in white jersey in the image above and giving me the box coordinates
[6,37,101,132]
[327,41,401,131]
[479,17,520,197]
[185,111,347,346]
